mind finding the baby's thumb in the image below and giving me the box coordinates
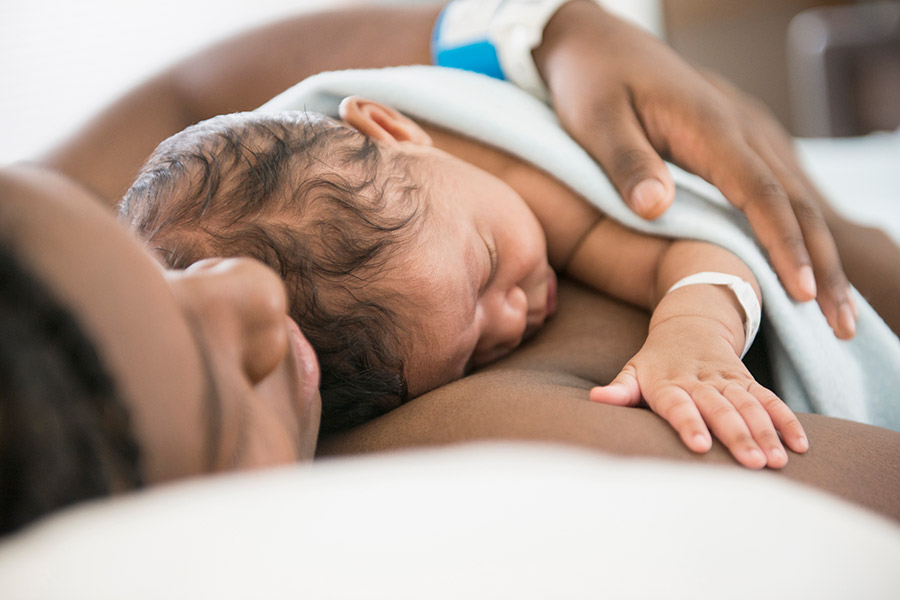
[590,365,642,406]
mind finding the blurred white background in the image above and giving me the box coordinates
[0,0,346,165]
[0,0,662,166]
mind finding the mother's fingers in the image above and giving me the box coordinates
[741,108,857,338]
[751,134,856,337]
[625,89,821,303]
[702,73,856,337]
[694,128,819,303]
[562,93,676,219]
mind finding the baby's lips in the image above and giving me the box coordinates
[545,268,558,317]
[525,268,557,332]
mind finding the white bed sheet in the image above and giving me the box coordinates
[0,443,899,599]
[797,129,900,245]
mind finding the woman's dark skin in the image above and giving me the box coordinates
[320,279,900,522]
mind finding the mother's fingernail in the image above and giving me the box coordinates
[839,304,857,338]
[798,265,817,299]
[631,179,666,218]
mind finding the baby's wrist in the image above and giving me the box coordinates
[663,272,761,358]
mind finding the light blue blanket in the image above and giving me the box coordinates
[259,66,900,431]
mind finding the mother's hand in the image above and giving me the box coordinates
[534,1,856,339]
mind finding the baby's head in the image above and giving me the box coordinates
[121,98,555,432]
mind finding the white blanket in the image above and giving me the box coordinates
[260,66,900,430]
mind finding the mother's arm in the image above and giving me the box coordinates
[319,279,900,522]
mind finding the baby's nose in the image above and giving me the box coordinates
[473,286,528,366]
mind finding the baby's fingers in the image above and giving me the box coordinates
[693,386,769,469]
[589,365,642,407]
[752,383,809,455]
[591,369,711,452]
[650,387,713,454]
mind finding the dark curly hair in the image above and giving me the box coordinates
[120,111,425,433]
[0,243,142,536]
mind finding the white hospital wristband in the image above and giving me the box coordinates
[666,272,762,358]
[432,0,572,103]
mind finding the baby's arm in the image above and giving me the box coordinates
[564,219,808,469]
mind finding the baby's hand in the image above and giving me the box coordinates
[590,317,808,469]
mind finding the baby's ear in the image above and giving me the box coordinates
[339,97,432,146]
